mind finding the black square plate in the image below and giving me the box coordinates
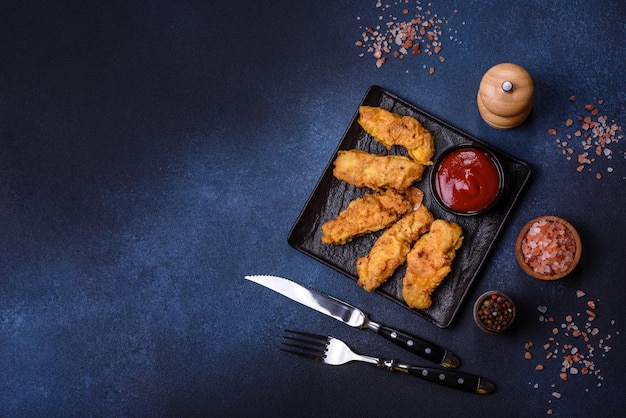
[288,86,531,328]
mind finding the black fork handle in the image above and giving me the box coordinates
[384,360,496,395]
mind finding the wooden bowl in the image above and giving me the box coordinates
[473,290,516,334]
[515,216,582,280]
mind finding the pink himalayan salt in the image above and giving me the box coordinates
[521,219,576,276]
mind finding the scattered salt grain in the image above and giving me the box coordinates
[551,97,623,179]
[525,291,619,415]
[356,1,463,74]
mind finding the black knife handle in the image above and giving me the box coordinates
[377,325,460,368]
[385,360,496,394]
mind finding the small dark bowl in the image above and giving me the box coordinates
[473,290,516,334]
[430,144,504,216]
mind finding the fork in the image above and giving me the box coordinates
[281,330,495,395]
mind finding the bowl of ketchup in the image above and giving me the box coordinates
[431,144,504,216]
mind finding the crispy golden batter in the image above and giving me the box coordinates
[322,188,424,245]
[402,220,463,310]
[333,149,424,191]
[358,106,435,165]
[356,204,434,292]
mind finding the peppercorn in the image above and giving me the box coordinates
[473,291,516,333]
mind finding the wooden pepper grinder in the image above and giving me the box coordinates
[477,63,534,129]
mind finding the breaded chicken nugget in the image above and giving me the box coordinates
[356,204,434,292]
[333,149,424,191]
[322,188,424,245]
[358,106,435,165]
[402,220,463,310]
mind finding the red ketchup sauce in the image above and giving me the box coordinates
[434,147,501,214]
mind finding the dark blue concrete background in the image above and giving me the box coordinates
[1,1,625,416]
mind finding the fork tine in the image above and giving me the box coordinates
[281,329,330,362]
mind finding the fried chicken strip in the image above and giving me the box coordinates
[356,204,434,292]
[402,220,463,310]
[321,188,424,245]
[358,106,435,165]
[333,149,425,191]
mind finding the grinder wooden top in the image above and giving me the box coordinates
[477,63,534,129]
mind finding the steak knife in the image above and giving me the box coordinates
[245,274,460,368]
